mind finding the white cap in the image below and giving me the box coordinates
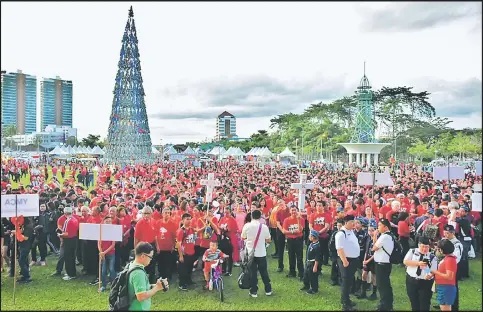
[64,206,73,214]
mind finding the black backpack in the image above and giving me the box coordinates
[109,263,144,311]
[381,233,403,265]
[329,230,346,254]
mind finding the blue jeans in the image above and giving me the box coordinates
[101,254,116,287]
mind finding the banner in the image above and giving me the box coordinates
[1,194,40,218]
[433,166,465,180]
[357,172,394,186]
[472,193,482,212]
[476,161,482,176]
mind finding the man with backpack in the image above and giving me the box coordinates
[329,219,343,286]
[109,242,168,311]
[372,218,399,311]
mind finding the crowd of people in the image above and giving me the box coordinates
[1,157,481,311]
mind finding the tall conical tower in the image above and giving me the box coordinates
[350,62,375,143]
[104,6,154,165]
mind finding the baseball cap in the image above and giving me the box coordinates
[64,206,73,214]
[444,224,455,232]
[369,218,377,229]
[461,205,470,212]
[309,229,319,238]
[360,217,369,227]
[379,218,391,228]
[428,208,435,215]
[344,215,355,222]
[336,206,344,213]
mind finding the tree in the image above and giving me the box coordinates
[408,139,434,164]
[65,136,77,146]
[2,125,17,149]
[81,134,102,148]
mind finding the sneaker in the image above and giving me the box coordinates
[286,272,296,278]
[300,286,310,291]
[51,271,62,277]
[265,291,272,296]
[40,261,47,266]
[98,287,106,293]
[233,262,241,267]
[63,275,76,281]
[179,285,188,291]
[29,261,37,266]
[249,292,258,298]
[17,278,32,284]
[89,278,99,285]
[368,293,377,301]
[224,272,232,277]
[306,289,318,295]
[276,268,283,273]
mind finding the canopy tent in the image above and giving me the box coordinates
[183,146,197,155]
[208,146,226,156]
[91,145,105,155]
[164,146,178,155]
[232,147,245,157]
[49,146,65,155]
[257,147,273,158]
[279,147,296,158]
[151,146,160,154]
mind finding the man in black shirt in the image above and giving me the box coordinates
[455,205,472,280]
[12,217,34,283]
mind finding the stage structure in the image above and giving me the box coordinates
[339,63,389,166]
[104,6,155,165]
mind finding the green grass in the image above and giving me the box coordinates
[3,170,482,310]
[1,248,482,311]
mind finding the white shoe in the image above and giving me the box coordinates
[40,261,47,266]
[63,275,76,281]
[249,292,258,298]
[265,291,272,296]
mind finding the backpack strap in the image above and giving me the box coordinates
[381,233,394,257]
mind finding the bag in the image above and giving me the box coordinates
[329,229,345,254]
[108,263,144,311]
[238,225,262,290]
[381,233,403,265]
[422,219,439,240]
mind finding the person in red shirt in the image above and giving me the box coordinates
[430,239,458,311]
[309,201,332,266]
[134,206,158,284]
[55,206,79,280]
[117,206,132,269]
[176,213,197,291]
[282,206,305,279]
[397,211,411,264]
[275,201,291,272]
[97,215,116,292]
[155,208,177,280]
[218,206,239,275]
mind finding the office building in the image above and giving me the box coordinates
[215,111,237,141]
[10,125,77,148]
[1,70,37,134]
[40,76,73,130]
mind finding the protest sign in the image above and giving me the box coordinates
[433,166,465,180]
[1,194,40,218]
[357,172,394,186]
[472,193,482,212]
[79,223,123,241]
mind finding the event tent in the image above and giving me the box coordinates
[279,147,296,158]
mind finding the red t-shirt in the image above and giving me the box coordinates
[134,218,157,244]
[197,217,219,249]
[379,205,391,219]
[435,255,457,286]
[63,217,79,238]
[156,219,177,251]
[176,227,196,256]
[309,212,332,239]
[398,220,410,238]
[283,216,305,239]
[218,216,238,236]
[276,208,291,226]
[100,240,115,255]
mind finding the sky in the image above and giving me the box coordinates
[1,2,481,144]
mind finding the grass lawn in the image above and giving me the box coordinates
[2,170,482,310]
[1,248,481,311]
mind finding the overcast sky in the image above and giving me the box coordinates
[1,2,481,144]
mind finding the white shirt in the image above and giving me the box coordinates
[449,237,463,263]
[374,232,394,263]
[241,220,271,258]
[404,248,438,279]
[335,227,360,259]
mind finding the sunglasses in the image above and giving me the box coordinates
[143,253,153,260]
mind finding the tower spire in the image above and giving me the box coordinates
[129,6,134,17]
[363,61,366,77]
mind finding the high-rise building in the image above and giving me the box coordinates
[1,70,37,134]
[40,76,73,130]
[216,111,237,141]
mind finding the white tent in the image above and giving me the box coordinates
[91,145,105,155]
[232,147,245,157]
[151,146,160,154]
[279,147,296,158]
[183,146,197,155]
[223,147,236,156]
[49,146,64,155]
[164,146,178,155]
[258,147,273,158]
[208,146,226,156]
[71,146,79,154]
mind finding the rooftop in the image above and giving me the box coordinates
[218,111,235,118]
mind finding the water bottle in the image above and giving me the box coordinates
[208,279,213,291]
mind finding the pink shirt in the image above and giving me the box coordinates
[235,212,246,233]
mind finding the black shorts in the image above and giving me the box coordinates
[363,261,375,273]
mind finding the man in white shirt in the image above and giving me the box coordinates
[372,218,394,311]
[335,215,360,311]
[403,236,438,311]
[241,209,272,298]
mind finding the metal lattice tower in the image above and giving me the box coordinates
[350,62,375,143]
[104,6,155,166]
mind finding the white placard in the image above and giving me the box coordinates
[476,161,482,176]
[79,223,123,241]
[357,172,394,186]
[0,194,40,218]
[433,166,465,180]
[472,193,482,212]
[473,184,482,192]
